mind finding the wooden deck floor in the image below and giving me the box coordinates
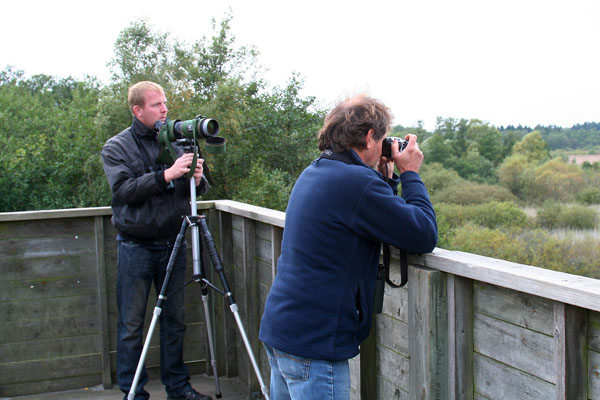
[2,375,248,400]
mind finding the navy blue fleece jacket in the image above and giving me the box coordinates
[259,149,437,361]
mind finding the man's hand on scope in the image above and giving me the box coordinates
[164,153,204,185]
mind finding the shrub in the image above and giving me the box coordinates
[471,201,529,229]
[435,201,528,230]
[577,187,600,205]
[561,205,598,229]
[420,163,462,196]
[536,202,598,230]
[447,223,528,264]
[431,180,517,205]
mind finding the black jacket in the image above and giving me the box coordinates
[101,117,209,242]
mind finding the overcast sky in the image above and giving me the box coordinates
[2,0,599,130]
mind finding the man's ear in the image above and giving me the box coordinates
[365,129,375,149]
[132,105,141,118]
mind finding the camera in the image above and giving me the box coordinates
[381,137,408,158]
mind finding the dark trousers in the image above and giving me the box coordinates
[116,240,191,400]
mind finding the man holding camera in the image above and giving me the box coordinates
[102,81,211,400]
[259,94,438,399]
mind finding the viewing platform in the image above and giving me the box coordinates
[1,200,599,399]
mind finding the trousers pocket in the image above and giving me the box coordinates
[273,348,311,381]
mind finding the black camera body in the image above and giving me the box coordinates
[381,137,408,158]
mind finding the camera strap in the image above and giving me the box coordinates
[319,148,409,289]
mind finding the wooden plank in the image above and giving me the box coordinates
[378,344,410,392]
[0,335,102,364]
[0,353,102,383]
[0,206,112,222]
[2,295,98,323]
[0,374,103,398]
[0,254,96,281]
[415,249,600,313]
[0,232,96,259]
[214,200,285,228]
[94,216,112,389]
[381,285,409,323]
[0,314,99,342]
[241,217,258,392]
[376,314,409,357]
[0,216,93,239]
[378,376,409,400]
[590,349,600,399]
[473,312,554,382]
[589,311,600,352]
[0,274,99,302]
[409,266,448,400]
[448,275,474,400]
[474,281,554,335]
[360,320,377,400]
[270,225,282,279]
[554,302,588,399]
[474,354,555,399]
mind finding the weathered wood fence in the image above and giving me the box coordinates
[1,201,599,399]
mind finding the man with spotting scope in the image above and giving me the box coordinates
[101,81,211,400]
[259,94,438,399]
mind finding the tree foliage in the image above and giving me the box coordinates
[0,15,324,212]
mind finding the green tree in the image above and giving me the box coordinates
[512,131,550,163]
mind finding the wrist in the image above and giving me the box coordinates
[164,169,173,183]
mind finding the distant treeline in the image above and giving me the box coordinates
[498,122,600,150]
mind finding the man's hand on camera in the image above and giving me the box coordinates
[192,158,204,186]
[377,154,395,178]
[393,134,423,173]
[164,153,204,184]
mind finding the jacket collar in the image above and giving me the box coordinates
[131,117,156,138]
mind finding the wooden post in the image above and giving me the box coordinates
[554,302,588,399]
[218,210,238,378]
[360,319,378,399]
[409,266,448,400]
[242,217,260,394]
[94,216,112,388]
[448,275,473,400]
[270,226,282,280]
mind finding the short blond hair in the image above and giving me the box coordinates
[128,81,164,112]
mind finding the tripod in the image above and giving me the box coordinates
[128,177,270,400]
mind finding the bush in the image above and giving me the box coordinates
[431,180,517,205]
[577,186,600,205]
[420,162,462,196]
[436,201,528,230]
[471,201,529,229]
[447,223,529,265]
[233,162,293,211]
[536,202,598,230]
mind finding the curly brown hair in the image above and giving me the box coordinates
[318,94,392,152]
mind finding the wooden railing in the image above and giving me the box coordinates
[0,201,599,399]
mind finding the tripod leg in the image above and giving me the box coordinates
[230,303,270,400]
[202,288,222,398]
[197,216,270,400]
[128,220,188,400]
[128,308,161,400]
[189,177,222,398]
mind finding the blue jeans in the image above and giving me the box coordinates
[263,344,350,400]
[116,240,191,400]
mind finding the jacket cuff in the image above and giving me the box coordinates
[154,171,169,189]
[385,173,401,195]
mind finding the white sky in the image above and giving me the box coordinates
[2,0,599,130]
